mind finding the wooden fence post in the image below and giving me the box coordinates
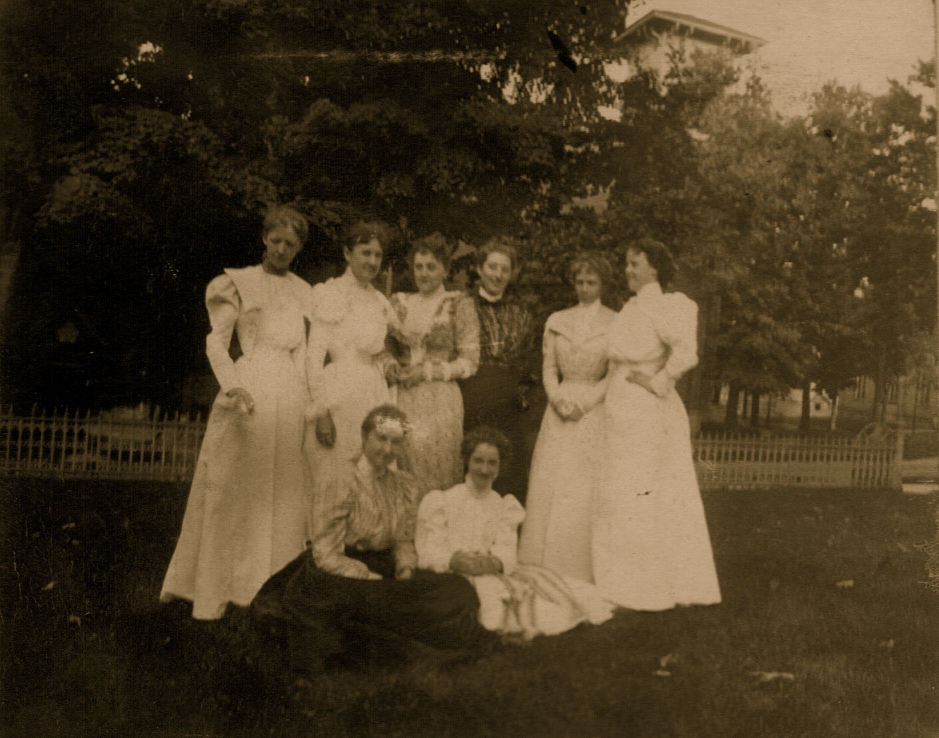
[890,431,905,491]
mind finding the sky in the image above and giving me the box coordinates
[627,0,936,113]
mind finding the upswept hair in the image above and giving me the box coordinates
[476,235,519,273]
[460,426,512,468]
[263,205,309,244]
[408,232,452,271]
[566,251,614,289]
[345,220,394,250]
[626,237,676,288]
[361,404,409,437]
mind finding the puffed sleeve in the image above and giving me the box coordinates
[488,494,525,575]
[306,281,340,418]
[415,490,453,573]
[309,468,373,579]
[445,293,480,380]
[649,292,699,397]
[541,319,562,405]
[204,273,241,395]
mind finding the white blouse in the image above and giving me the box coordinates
[608,281,698,397]
[204,265,313,394]
[415,482,525,575]
[306,269,395,415]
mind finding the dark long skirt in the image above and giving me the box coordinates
[461,364,543,506]
[251,548,492,675]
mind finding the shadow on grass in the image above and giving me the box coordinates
[2,478,938,737]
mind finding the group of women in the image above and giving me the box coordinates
[159,203,721,665]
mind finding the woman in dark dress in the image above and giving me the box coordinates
[458,237,537,503]
[252,405,493,674]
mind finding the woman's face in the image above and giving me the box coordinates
[345,237,383,284]
[574,268,602,306]
[478,252,513,299]
[362,420,406,470]
[467,442,501,490]
[625,248,658,293]
[262,225,302,271]
[413,251,446,296]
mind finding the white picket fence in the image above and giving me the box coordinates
[693,431,903,490]
[0,407,206,482]
[0,408,904,490]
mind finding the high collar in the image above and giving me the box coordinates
[342,267,374,292]
[478,286,504,304]
[575,299,602,317]
[415,284,446,301]
[464,474,495,498]
[634,280,663,304]
[261,259,289,277]
[356,452,389,480]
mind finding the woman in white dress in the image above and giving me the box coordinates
[307,221,399,484]
[388,233,480,496]
[161,205,314,620]
[417,427,614,641]
[594,238,721,611]
[519,252,616,583]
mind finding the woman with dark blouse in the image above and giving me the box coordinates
[458,236,537,503]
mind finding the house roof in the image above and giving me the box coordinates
[613,10,767,51]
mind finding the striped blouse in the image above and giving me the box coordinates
[310,455,419,579]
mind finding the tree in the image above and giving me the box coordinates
[1,0,638,410]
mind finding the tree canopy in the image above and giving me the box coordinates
[1,1,934,421]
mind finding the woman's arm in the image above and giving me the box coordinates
[204,274,242,395]
[489,495,525,576]
[415,490,455,572]
[443,293,481,380]
[649,294,699,397]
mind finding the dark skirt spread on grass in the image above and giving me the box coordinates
[251,548,493,674]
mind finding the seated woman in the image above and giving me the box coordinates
[252,405,493,674]
[416,427,615,641]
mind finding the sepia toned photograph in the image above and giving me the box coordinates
[2,1,938,735]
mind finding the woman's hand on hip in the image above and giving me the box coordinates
[626,371,656,394]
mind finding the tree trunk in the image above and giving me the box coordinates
[829,389,839,432]
[724,384,740,427]
[750,392,761,427]
[799,380,812,431]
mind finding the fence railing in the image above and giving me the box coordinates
[0,409,904,490]
[0,407,206,482]
[693,431,902,490]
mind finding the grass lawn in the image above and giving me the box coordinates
[2,478,937,738]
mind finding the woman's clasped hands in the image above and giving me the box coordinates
[226,387,255,415]
[449,550,504,577]
[553,397,583,422]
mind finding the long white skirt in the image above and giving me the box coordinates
[160,348,308,620]
[519,386,604,583]
[593,375,721,611]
